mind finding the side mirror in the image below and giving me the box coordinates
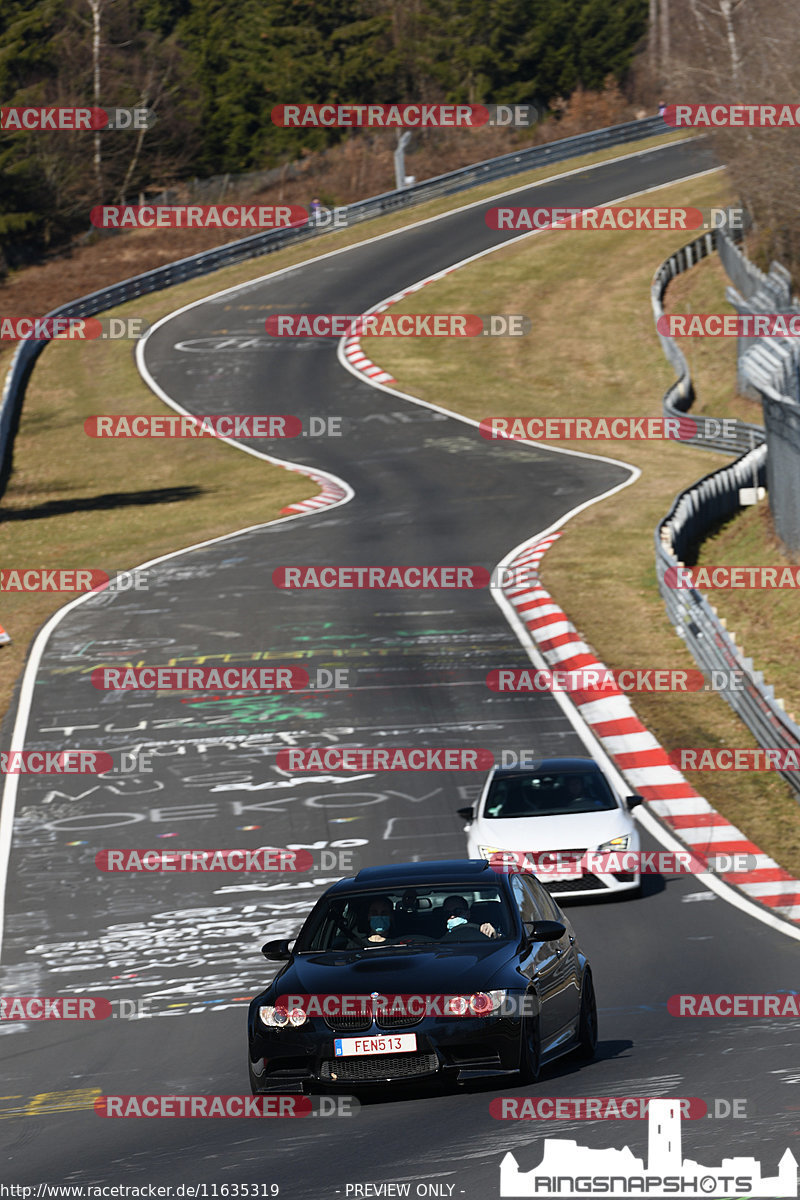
[527,920,566,942]
[626,794,644,811]
[457,806,474,822]
[262,938,293,961]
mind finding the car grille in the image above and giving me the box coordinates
[320,1053,438,1082]
[324,1014,372,1033]
[546,872,607,893]
[324,1007,424,1032]
[377,1011,424,1029]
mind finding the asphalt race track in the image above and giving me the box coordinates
[1,137,797,1195]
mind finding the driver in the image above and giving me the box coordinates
[366,896,395,943]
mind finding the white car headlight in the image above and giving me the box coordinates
[596,835,631,853]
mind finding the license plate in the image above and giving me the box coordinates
[334,1033,417,1057]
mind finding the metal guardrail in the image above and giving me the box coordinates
[0,113,666,498]
[717,228,800,553]
[651,227,764,454]
[653,233,800,797]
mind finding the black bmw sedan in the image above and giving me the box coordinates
[247,859,597,1092]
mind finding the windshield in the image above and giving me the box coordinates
[483,769,618,818]
[295,884,514,952]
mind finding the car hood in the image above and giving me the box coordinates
[263,943,513,1002]
[474,808,632,851]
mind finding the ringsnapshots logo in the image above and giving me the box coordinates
[90,205,306,229]
[485,206,744,232]
[0,317,149,340]
[499,1099,797,1197]
[265,313,529,337]
[272,103,538,128]
[0,106,155,131]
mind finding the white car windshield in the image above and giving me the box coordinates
[484,770,617,818]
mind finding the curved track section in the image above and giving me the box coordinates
[2,139,797,1195]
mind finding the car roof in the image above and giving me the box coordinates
[489,756,605,781]
[326,858,498,896]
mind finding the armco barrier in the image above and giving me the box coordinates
[653,233,800,798]
[718,227,800,553]
[0,114,666,499]
[651,226,764,454]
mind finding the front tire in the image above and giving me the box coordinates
[518,1010,541,1084]
[575,970,598,1060]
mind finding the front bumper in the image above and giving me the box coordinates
[248,1013,521,1091]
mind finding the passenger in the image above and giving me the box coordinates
[441,895,496,940]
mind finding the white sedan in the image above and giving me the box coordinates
[460,756,643,899]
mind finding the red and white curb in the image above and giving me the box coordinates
[505,532,800,925]
[341,269,460,386]
[280,467,349,515]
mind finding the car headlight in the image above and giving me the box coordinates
[596,835,631,853]
[444,990,507,1016]
[259,1004,307,1028]
[478,846,502,859]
